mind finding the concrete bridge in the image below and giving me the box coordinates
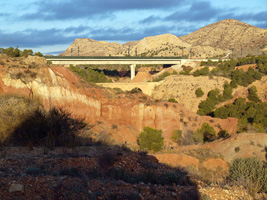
[45,56,226,79]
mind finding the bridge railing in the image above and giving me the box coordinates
[44,56,183,60]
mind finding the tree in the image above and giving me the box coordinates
[248,86,261,103]
[195,88,204,97]
[197,98,216,115]
[223,82,233,100]
[34,52,43,57]
[218,130,230,138]
[137,127,164,152]
[22,49,33,57]
[193,123,216,143]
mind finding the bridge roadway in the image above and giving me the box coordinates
[45,56,226,79]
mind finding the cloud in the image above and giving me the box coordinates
[165,1,220,22]
[0,28,87,48]
[217,11,267,23]
[23,0,184,21]
[140,15,162,24]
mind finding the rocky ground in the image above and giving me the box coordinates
[0,145,257,200]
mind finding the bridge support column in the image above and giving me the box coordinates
[130,64,136,80]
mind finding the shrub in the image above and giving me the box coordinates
[168,98,177,103]
[137,127,164,152]
[193,123,216,143]
[171,130,182,144]
[10,106,86,149]
[230,79,238,88]
[247,86,261,103]
[223,82,233,100]
[195,88,204,97]
[193,67,209,77]
[228,157,267,194]
[154,72,171,82]
[197,98,216,116]
[0,95,39,146]
[69,65,112,83]
[218,130,230,138]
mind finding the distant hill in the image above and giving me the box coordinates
[60,19,267,58]
[60,38,125,56]
[180,19,267,56]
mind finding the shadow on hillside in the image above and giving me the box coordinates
[2,107,201,200]
[93,68,131,78]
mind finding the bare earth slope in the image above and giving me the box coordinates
[151,75,232,113]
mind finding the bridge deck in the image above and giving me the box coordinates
[45,56,183,60]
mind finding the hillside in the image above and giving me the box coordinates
[60,38,126,56]
[0,54,238,148]
[1,55,267,199]
[60,19,267,58]
[151,75,232,112]
[180,19,267,56]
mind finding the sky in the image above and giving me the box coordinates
[0,0,266,55]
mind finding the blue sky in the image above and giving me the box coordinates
[0,0,266,55]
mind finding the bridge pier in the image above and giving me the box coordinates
[130,64,136,80]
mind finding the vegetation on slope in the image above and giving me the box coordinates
[197,55,267,133]
[0,47,43,57]
[70,65,112,83]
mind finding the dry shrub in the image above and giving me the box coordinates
[12,107,86,149]
[0,94,39,146]
[228,157,267,195]
[0,94,86,149]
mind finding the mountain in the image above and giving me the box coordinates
[60,38,126,56]
[180,19,267,56]
[128,33,191,57]
[60,19,267,58]
[60,33,227,58]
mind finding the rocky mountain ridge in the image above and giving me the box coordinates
[60,19,267,58]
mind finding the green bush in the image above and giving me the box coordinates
[154,72,171,82]
[171,130,182,144]
[137,127,164,152]
[193,67,209,77]
[69,65,112,83]
[247,86,261,103]
[195,88,204,97]
[229,157,267,194]
[168,98,178,103]
[230,79,238,88]
[223,82,233,100]
[193,123,216,143]
[217,130,230,138]
[1,47,43,57]
[197,98,216,116]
